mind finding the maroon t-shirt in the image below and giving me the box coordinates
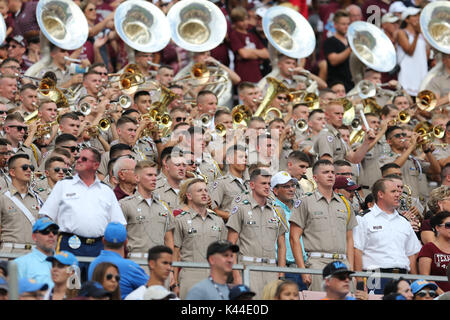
[418,242,450,292]
[229,29,264,83]
[361,0,389,21]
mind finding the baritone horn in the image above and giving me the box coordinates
[231,105,252,127]
[254,77,287,121]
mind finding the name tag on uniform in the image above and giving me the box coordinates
[188,228,197,234]
[247,221,256,225]
[371,225,383,231]
[64,192,79,199]
[312,211,324,216]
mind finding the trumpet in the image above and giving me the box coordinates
[415,90,437,112]
[414,122,445,145]
[388,110,411,126]
[86,119,110,138]
[199,114,212,128]
[231,104,252,127]
[79,102,91,116]
[215,123,227,137]
[399,184,412,212]
[294,119,308,133]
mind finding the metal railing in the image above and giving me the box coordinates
[2,252,448,300]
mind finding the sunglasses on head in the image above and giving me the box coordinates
[20,164,35,171]
[415,290,437,298]
[53,167,68,174]
[438,222,450,229]
[106,274,120,282]
[39,228,58,236]
[8,125,27,132]
[393,133,407,138]
[62,145,80,153]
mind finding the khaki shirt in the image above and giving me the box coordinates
[226,195,288,260]
[425,69,450,99]
[14,143,42,169]
[154,174,182,212]
[0,170,11,192]
[120,191,175,253]
[209,174,250,212]
[289,190,358,254]
[358,141,385,191]
[0,97,17,110]
[174,209,227,262]
[314,124,347,161]
[0,185,41,244]
[134,137,158,163]
[39,62,72,86]
[431,143,450,161]
[197,153,223,184]
[33,176,53,202]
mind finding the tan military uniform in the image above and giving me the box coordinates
[358,141,385,197]
[14,143,42,169]
[378,152,429,206]
[431,143,450,162]
[289,190,358,291]
[135,137,158,163]
[154,173,183,212]
[0,169,11,193]
[33,176,53,202]
[38,62,72,86]
[0,97,17,111]
[120,191,175,256]
[425,68,450,99]
[174,208,227,299]
[0,185,42,254]
[80,138,106,154]
[197,153,223,184]
[314,124,347,161]
[209,174,250,213]
[226,195,288,299]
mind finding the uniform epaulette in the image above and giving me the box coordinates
[305,192,313,196]
[358,209,370,217]
[121,194,135,201]
[207,208,217,216]
[63,176,73,180]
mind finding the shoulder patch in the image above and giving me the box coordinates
[207,209,217,216]
[212,181,218,189]
[294,199,302,208]
[327,135,334,142]
[231,206,239,215]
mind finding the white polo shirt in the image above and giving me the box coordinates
[353,204,422,271]
[39,175,126,238]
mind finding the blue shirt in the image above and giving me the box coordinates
[274,198,307,264]
[88,250,149,299]
[14,248,54,290]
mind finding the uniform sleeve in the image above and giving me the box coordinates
[288,199,307,230]
[119,200,131,225]
[275,206,289,234]
[352,216,366,251]
[314,132,334,158]
[173,217,184,248]
[97,152,109,176]
[219,218,228,240]
[346,209,358,231]
[39,180,63,221]
[167,211,175,231]
[225,206,243,233]
[209,181,224,210]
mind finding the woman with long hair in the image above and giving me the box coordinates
[91,262,121,300]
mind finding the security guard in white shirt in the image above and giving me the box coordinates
[353,177,422,294]
[39,147,126,281]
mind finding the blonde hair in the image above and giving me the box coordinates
[179,178,205,205]
[261,279,283,300]
[428,186,450,214]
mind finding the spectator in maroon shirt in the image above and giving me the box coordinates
[361,0,390,21]
[0,0,13,38]
[421,186,450,245]
[11,0,39,39]
[228,6,269,83]
[418,211,450,294]
[6,35,28,72]
[112,156,137,201]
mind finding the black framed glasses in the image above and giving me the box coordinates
[0,151,12,156]
[61,145,80,153]
[438,222,450,229]
[106,274,120,282]
[20,164,35,171]
[78,156,93,162]
[415,290,437,298]
[39,228,59,236]
[53,167,69,174]
[393,133,407,139]
[8,125,27,132]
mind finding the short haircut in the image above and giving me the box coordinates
[293,103,310,111]
[0,57,19,68]
[8,153,29,169]
[179,178,206,204]
[381,104,398,117]
[170,107,186,115]
[147,245,173,262]
[249,168,271,182]
[0,138,9,146]
[196,90,217,103]
[112,156,135,179]
[329,80,346,88]
[55,133,77,146]
[230,6,247,23]
[39,99,56,110]
[312,159,333,174]
[110,143,132,160]
[333,9,349,22]
[133,90,150,103]
[287,150,311,166]
[19,83,37,93]
[135,160,158,173]
[59,112,79,123]
[441,163,450,181]
[5,112,24,124]
[214,109,231,119]
[372,178,392,203]
[52,147,71,160]
[187,126,205,136]
[226,144,247,158]
[383,277,409,296]
[117,116,138,128]
[334,159,352,169]
[256,133,272,146]
[308,109,324,120]
[45,156,66,171]
[249,116,265,126]
[380,163,401,176]
[84,147,101,163]
[122,109,140,118]
[237,81,256,95]
[385,125,402,140]
[160,146,183,165]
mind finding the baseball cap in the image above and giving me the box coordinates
[410,280,438,295]
[401,7,421,21]
[0,276,8,292]
[256,6,268,18]
[322,261,354,278]
[381,12,400,24]
[78,281,112,299]
[333,176,360,191]
[271,171,298,190]
[229,284,256,300]
[104,222,127,244]
[143,285,178,300]
[9,35,26,47]
[206,240,239,259]
[32,217,59,233]
[18,278,49,295]
[46,251,79,266]
[389,1,407,14]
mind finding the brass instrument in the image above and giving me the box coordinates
[414,122,445,145]
[347,21,397,73]
[188,170,208,184]
[416,90,437,112]
[79,102,91,116]
[231,105,252,127]
[37,78,69,109]
[109,64,145,95]
[399,184,413,212]
[140,85,175,137]
[420,1,450,55]
[114,0,171,53]
[362,97,383,115]
[389,110,411,126]
[262,5,315,59]
[215,123,226,137]
[198,114,212,128]
[287,89,319,110]
[295,119,308,133]
[254,77,287,121]
[167,0,227,52]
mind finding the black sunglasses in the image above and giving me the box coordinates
[415,290,437,298]
[53,167,69,174]
[0,110,7,115]
[61,145,80,153]
[8,125,27,132]
[277,96,289,101]
[393,133,407,138]
[20,164,35,171]
[175,117,187,122]
[332,273,351,281]
[438,222,450,229]
[40,228,59,236]
[106,274,120,282]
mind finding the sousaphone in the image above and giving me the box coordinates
[347,21,397,73]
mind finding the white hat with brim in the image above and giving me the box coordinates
[401,7,421,21]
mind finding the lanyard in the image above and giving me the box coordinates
[209,276,227,300]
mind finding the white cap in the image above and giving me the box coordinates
[256,6,268,18]
[401,7,421,21]
[381,12,400,24]
[389,1,407,13]
[143,285,178,300]
[270,171,298,190]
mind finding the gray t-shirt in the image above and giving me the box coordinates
[185,278,230,300]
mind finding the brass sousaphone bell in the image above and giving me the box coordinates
[420,1,450,55]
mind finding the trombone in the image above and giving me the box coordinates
[388,110,411,126]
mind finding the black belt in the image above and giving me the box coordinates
[365,268,407,274]
[361,185,370,189]
[60,232,103,245]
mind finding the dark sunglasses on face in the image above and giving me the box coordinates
[438,222,450,229]
[53,167,68,174]
[8,125,27,132]
[0,110,7,115]
[106,274,120,282]
[277,96,288,101]
[393,133,407,138]
[175,117,187,122]
[415,290,437,298]
[332,273,351,281]
[62,145,80,153]
[20,164,35,171]
[0,151,12,156]
[39,228,58,236]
